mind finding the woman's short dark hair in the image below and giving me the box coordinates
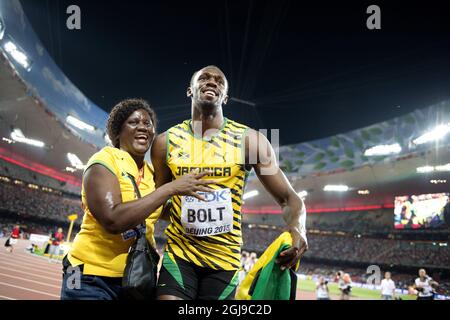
[106,98,157,148]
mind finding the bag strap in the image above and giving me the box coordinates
[126,172,142,199]
[125,172,158,261]
[126,172,144,237]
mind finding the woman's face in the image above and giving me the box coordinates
[118,109,155,157]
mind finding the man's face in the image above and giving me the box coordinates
[188,67,229,109]
[419,269,426,277]
[385,272,391,279]
[58,228,63,233]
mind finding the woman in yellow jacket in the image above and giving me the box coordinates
[60,99,214,300]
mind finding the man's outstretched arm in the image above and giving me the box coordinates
[245,129,308,270]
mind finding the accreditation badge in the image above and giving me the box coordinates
[121,222,146,241]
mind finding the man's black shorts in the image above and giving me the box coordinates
[156,252,239,300]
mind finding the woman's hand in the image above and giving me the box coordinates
[166,171,215,201]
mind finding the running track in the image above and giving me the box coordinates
[0,239,323,300]
[0,239,61,300]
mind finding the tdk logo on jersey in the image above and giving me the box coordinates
[186,190,229,203]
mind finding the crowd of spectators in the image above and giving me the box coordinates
[0,180,83,223]
[238,225,450,269]
[381,242,450,268]
[1,177,448,271]
[307,210,394,234]
[305,234,450,268]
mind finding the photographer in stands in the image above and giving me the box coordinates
[337,271,352,300]
[414,268,439,300]
[316,276,330,300]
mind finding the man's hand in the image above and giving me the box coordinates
[276,226,308,271]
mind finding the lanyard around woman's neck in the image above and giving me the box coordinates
[136,166,144,187]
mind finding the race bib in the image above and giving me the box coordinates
[181,188,234,237]
[121,223,146,241]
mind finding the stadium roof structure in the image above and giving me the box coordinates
[244,106,450,212]
[0,1,449,210]
[0,0,106,187]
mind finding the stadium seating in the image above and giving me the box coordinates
[1,177,448,271]
[0,180,82,223]
[307,210,393,234]
[0,158,81,195]
[237,225,450,269]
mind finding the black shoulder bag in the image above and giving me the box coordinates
[122,174,160,300]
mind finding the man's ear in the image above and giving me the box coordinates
[187,87,193,98]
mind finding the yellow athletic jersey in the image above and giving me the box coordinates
[68,146,161,277]
[165,118,251,271]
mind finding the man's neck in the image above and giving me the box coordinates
[191,104,224,137]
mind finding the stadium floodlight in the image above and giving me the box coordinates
[413,123,450,145]
[364,143,402,156]
[297,190,308,199]
[358,190,370,195]
[66,115,95,132]
[2,137,14,144]
[416,166,435,173]
[323,185,349,192]
[430,180,446,184]
[417,163,450,173]
[229,97,256,107]
[3,41,32,71]
[435,163,450,172]
[67,153,85,170]
[0,16,5,40]
[10,129,45,148]
[104,133,113,146]
[243,190,259,200]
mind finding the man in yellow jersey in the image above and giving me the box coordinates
[151,66,308,300]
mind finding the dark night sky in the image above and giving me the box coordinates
[20,0,450,145]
